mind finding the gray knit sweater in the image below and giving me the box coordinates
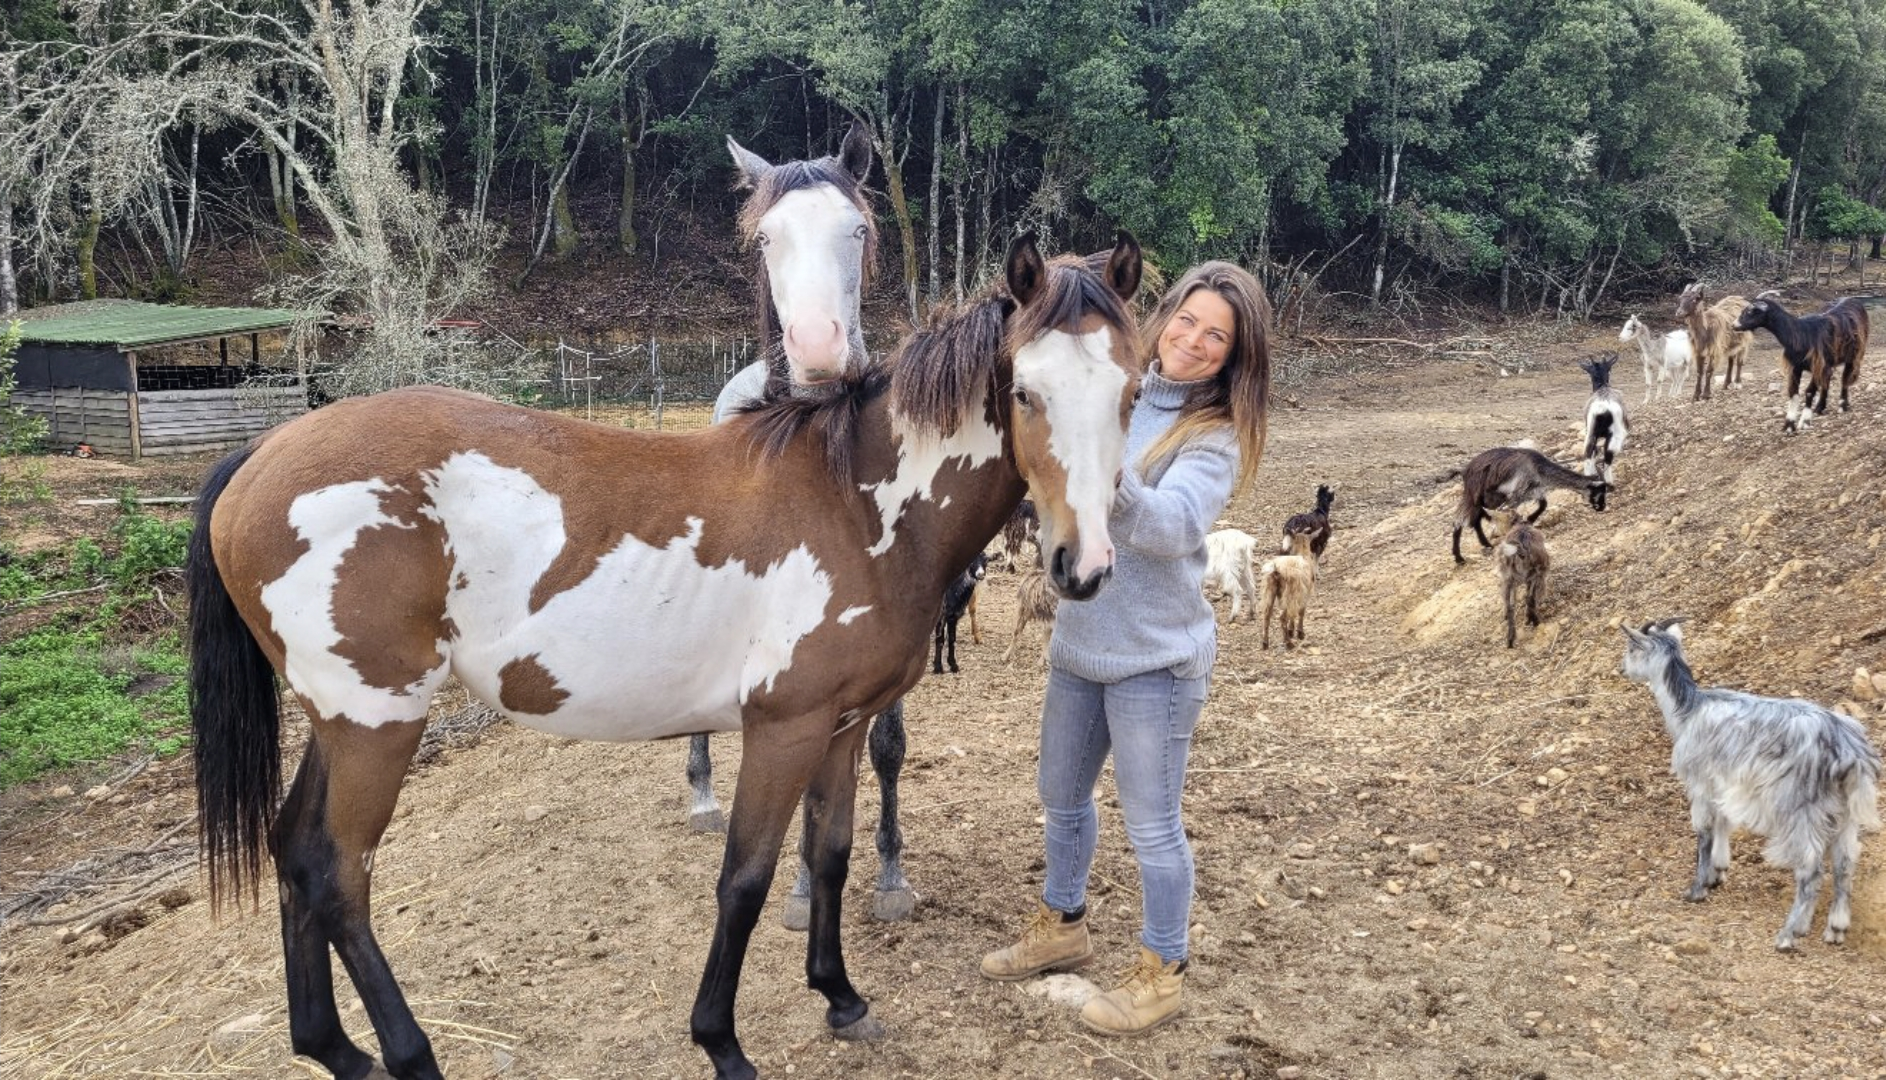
[1048,368,1239,682]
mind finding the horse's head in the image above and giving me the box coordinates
[729,122,876,386]
[1001,232,1143,600]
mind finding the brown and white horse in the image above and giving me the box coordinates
[188,233,1143,1080]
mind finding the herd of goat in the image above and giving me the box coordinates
[927,285,1878,951]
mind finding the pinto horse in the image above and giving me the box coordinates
[187,232,1144,1080]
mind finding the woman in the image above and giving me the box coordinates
[981,261,1270,1036]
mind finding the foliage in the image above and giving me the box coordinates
[0,503,195,787]
[1811,186,1886,243]
[1,321,47,455]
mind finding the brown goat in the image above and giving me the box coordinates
[1002,565,1060,665]
[1675,284,1753,401]
[1495,519,1550,648]
[1259,531,1317,650]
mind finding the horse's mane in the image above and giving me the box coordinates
[739,254,1132,484]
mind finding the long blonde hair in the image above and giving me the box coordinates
[1138,261,1270,495]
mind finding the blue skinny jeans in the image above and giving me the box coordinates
[1037,664,1206,964]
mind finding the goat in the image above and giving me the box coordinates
[1734,291,1871,433]
[1000,498,1041,570]
[1281,484,1336,562]
[1203,528,1261,622]
[1620,619,1881,950]
[1258,531,1317,650]
[1494,519,1549,648]
[1579,353,1629,489]
[1619,313,1692,404]
[932,552,988,673]
[1452,446,1606,564]
[1674,283,1753,402]
[1002,565,1060,665]
[1712,295,1753,389]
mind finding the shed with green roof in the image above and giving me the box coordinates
[7,300,308,459]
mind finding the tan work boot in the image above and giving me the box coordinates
[980,900,1093,981]
[1079,946,1185,1036]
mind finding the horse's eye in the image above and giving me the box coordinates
[757,233,771,248]
[853,224,869,240]
[1133,388,1143,404]
[1014,387,1034,409]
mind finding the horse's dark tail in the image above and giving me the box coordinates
[189,444,281,913]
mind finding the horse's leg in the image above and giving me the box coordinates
[691,715,834,1080]
[801,719,883,1040]
[687,735,725,833]
[868,701,915,921]
[279,715,439,1080]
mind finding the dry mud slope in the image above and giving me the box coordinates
[5,332,1886,1079]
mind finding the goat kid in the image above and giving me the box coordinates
[1281,484,1336,562]
[1619,314,1692,405]
[1494,519,1549,648]
[1580,353,1629,489]
[1204,528,1261,622]
[1453,446,1606,564]
[1259,531,1317,650]
[1734,292,1871,433]
[1002,565,1061,665]
[1621,619,1882,950]
[932,553,988,673]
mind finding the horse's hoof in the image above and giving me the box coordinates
[872,887,917,922]
[781,894,811,932]
[689,809,726,834]
[833,1010,887,1043]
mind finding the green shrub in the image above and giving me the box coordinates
[0,627,189,786]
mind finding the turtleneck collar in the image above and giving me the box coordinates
[1141,364,1202,409]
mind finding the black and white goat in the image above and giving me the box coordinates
[932,552,987,673]
[1579,354,1629,490]
[1621,620,1881,950]
[1734,292,1871,433]
[1281,484,1335,562]
[1452,446,1606,564]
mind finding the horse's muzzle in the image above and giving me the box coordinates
[1050,545,1111,601]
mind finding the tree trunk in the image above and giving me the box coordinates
[875,106,921,323]
[618,130,638,255]
[953,83,967,304]
[1782,128,1806,260]
[0,184,16,316]
[551,181,579,259]
[77,198,101,300]
[1370,142,1401,305]
[927,81,945,311]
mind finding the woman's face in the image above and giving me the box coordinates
[1156,288,1237,382]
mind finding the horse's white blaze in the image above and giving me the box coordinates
[861,404,1004,557]
[263,479,445,726]
[269,454,837,739]
[1016,327,1129,582]
[759,185,866,381]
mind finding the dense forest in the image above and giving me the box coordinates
[3,0,1885,340]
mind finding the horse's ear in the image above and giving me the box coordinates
[1006,232,1046,307]
[727,136,773,189]
[1104,231,1142,303]
[838,120,873,183]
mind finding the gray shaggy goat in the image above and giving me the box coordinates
[1621,620,1881,950]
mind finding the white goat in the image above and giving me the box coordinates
[1620,313,1692,405]
[1621,620,1882,950]
[1204,528,1260,622]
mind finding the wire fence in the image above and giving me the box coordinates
[541,336,756,423]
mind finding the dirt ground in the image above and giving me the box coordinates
[5,326,1886,1080]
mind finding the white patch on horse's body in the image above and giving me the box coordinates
[836,605,872,625]
[262,479,445,726]
[269,454,836,740]
[861,402,1004,557]
[1016,327,1131,581]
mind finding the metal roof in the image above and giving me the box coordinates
[13,299,305,349]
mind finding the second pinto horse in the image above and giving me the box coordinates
[187,234,1143,1080]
